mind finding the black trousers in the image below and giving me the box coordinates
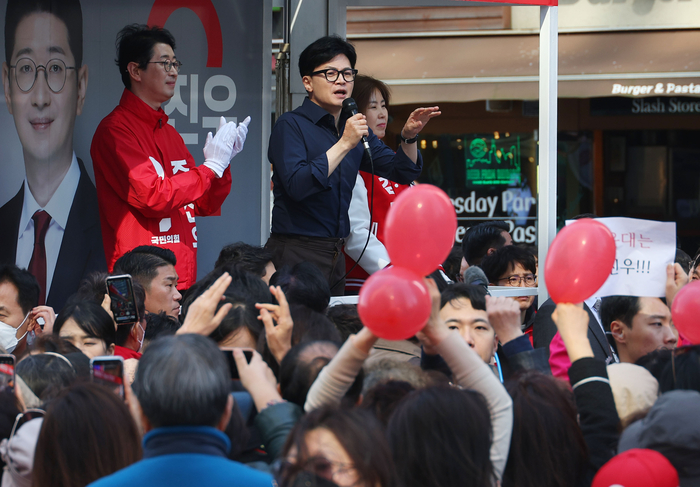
[265,233,347,296]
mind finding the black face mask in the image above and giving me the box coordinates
[277,470,340,487]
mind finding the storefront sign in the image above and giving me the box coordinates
[591,96,700,116]
[611,83,700,96]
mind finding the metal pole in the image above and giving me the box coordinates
[275,0,292,121]
[537,5,558,306]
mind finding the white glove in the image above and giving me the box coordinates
[231,116,251,159]
[203,116,237,178]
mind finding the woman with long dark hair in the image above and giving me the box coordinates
[503,371,589,487]
[32,382,141,487]
[387,386,494,487]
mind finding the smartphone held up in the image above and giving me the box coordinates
[90,356,125,399]
[0,355,15,393]
[106,275,139,326]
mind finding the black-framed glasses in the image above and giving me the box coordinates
[9,58,76,93]
[148,60,182,73]
[498,274,537,287]
[310,68,358,83]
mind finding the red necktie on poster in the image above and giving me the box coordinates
[28,210,51,305]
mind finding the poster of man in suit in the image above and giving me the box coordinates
[0,0,106,311]
[0,0,268,312]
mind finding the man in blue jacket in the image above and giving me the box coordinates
[266,35,439,295]
[89,334,273,487]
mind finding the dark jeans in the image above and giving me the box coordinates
[265,233,347,296]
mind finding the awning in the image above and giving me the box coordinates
[354,30,700,104]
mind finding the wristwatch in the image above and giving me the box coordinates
[399,132,418,144]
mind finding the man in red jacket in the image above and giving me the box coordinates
[91,25,250,290]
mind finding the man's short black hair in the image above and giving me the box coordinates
[676,248,692,275]
[215,242,273,278]
[208,268,271,345]
[462,221,510,266]
[480,246,537,285]
[325,304,362,343]
[113,246,176,290]
[115,24,176,89]
[144,311,180,342]
[279,340,339,407]
[298,35,356,78]
[600,296,640,333]
[0,265,39,315]
[5,0,83,67]
[269,262,331,313]
[440,283,487,312]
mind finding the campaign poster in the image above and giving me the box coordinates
[0,0,270,309]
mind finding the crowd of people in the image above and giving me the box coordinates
[0,2,698,485]
[0,230,698,487]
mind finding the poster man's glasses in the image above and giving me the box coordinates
[9,58,76,93]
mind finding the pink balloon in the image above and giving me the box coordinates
[358,266,431,340]
[544,219,616,304]
[384,185,457,276]
[671,280,700,345]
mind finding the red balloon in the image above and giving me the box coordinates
[384,185,457,276]
[671,280,700,345]
[544,219,616,304]
[358,266,431,340]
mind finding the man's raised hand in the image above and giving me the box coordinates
[179,272,232,336]
[485,295,523,345]
[203,116,238,177]
[665,262,688,309]
[256,285,294,364]
[340,113,369,151]
[551,302,593,362]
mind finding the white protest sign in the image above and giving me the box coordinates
[565,217,675,297]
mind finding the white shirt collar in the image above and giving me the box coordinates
[19,154,80,231]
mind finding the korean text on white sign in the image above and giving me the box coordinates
[566,217,676,298]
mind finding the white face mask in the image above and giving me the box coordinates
[0,313,30,353]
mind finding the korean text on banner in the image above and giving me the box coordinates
[566,217,676,298]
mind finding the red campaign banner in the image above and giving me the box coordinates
[147,0,223,67]
[0,364,13,377]
[457,0,558,6]
[93,368,123,386]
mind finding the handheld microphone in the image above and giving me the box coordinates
[342,98,371,157]
[463,266,491,295]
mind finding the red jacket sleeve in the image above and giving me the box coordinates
[193,165,232,217]
[92,121,224,219]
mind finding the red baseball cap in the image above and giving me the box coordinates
[593,449,679,487]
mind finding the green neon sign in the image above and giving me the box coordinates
[465,135,522,186]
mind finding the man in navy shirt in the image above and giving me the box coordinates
[267,35,439,295]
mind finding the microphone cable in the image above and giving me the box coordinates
[331,98,376,292]
[331,151,374,292]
